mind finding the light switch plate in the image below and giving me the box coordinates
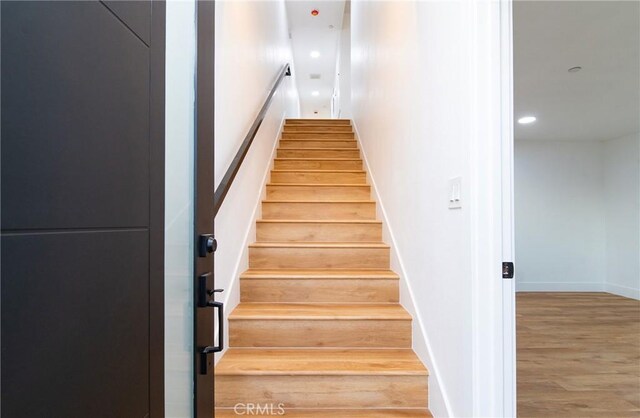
[448,177,462,209]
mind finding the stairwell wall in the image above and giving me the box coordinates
[351,1,507,416]
[213,0,300,362]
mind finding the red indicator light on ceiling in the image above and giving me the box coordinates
[311,9,319,16]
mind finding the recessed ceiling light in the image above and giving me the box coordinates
[518,116,537,124]
[311,91,320,96]
[310,51,320,58]
[568,66,582,73]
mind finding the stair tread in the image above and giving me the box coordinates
[216,348,427,375]
[249,242,389,248]
[282,130,353,132]
[256,219,381,224]
[278,147,359,151]
[275,158,362,161]
[286,119,351,122]
[268,183,369,187]
[280,139,355,142]
[264,199,376,203]
[240,269,399,279]
[229,303,411,320]
[271,169,365,173]
[216,410,431,417]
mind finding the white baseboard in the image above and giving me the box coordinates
[605,282,640,300]
[516,282,604,292]
[352,120,452,418]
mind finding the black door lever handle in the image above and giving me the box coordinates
[199,300,223,374]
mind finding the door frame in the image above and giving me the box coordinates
[150,1,167,416]
[469,0,516,416]
[499,0,516,415]
[194,0,216,416]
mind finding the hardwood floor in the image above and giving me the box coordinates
[517,292,640,417]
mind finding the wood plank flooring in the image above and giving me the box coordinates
[517,292,640,417]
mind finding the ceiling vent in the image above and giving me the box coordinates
[309,74,321,80]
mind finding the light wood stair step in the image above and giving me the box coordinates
[216,349,426,408]
[240,269,399,303]
[283,125,354,133]
[230,303,410,320]
[240,269,400,280]
[256,219,382,242]
[249,242,389,269]
[277,148,360,158]
[216,348,427,375]
[215,409,432,417]
[229,304,412,348]
[262,200,376,220]
[279,139,357,148]
[282,132,355,139]
[274,158,363,170]
[270,170,366,184]
[266,184,371,200]
[286,119,351,125]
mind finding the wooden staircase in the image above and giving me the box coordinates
[215,119,430,417]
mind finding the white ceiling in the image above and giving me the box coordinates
[286,0,346,118]
[514,1,640,141]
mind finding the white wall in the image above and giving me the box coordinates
[165,1,196,416]
[351,1,507,416]
[515,134,640,299]
[604,133,640,299]
[332,10,351,119]
[515,140,606,291]
[213,0,299,362]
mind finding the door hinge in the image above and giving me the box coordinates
[502,262,514,279]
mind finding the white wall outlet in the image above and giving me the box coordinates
[448,177,462,209]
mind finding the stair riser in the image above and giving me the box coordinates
[230,319,411,348]
[286,120,351,125]
[280,140,357,149]
[277,149,360,158]
[262,202,376,220]
[249,246,389,269]
[216,375,427,408]
[282,132,355,140]
[241,279,399,303]
[283,126,354,133]
[270,171,366,184]
[274,159,363,170]
[266,185,371,200]
[256,222,382,242]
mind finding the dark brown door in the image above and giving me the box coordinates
[194,1,217,416]
[1,1,165,416]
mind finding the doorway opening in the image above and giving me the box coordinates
[513,1,640,416]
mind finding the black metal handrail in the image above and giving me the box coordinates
[213,63,292,217]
